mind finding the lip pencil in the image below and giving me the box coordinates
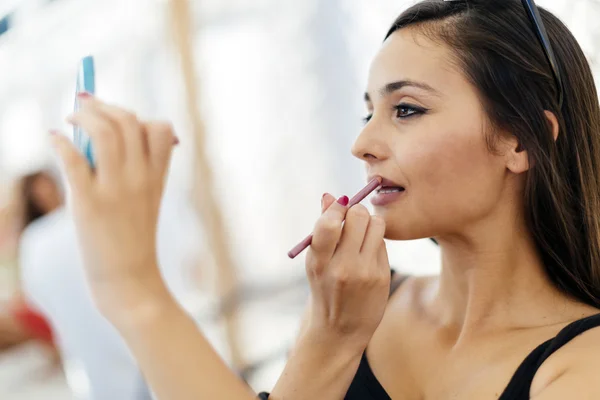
[287,176,383,259]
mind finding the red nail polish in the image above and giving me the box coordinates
[337,195,349,206]
[173,136,180,145]
[77,91,91,98]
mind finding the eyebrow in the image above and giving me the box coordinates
[363,80,439,102]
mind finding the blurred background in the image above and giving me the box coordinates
[0,0,598,398]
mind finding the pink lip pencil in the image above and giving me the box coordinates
[287,176,383,259]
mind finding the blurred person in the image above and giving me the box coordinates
[19,169,202,399]
[0,172,59,353]
[19,171,63,228]
[51,0,600,399]
[0,193,28,351]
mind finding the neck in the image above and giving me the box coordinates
[431,213,580,342]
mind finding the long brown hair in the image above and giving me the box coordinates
[387,0,600,307]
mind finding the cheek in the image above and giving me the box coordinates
[413,132,495,196]
[386,126,506,238]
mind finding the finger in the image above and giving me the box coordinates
[310,195,349,259]
[86,98,147,168]
[144,121,177,179]
[337,204,370,254]
[67,106,124,178]
[321,193,336,214]
[50,131,93,194]
[361,215,386,255]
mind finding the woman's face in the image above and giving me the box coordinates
[353,28,518,240]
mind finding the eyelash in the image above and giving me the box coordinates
[362,103,427,124]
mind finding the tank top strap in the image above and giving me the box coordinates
[499,312,600,399]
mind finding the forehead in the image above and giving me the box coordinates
[366,28,464,98]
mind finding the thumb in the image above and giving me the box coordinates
[50,132,93,194]
[321,193,336,214]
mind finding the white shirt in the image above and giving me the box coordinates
[19,194,204,400]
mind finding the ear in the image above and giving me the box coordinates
[505,110,559,174]
[505,135,531,174]
[544,110,560,142]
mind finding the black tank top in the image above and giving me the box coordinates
[257,271,600,400]
[344,272,600,399]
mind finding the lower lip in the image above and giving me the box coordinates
[370,189,406,206]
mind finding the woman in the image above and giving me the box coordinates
[50,0,600,398]
[0,171,61,351]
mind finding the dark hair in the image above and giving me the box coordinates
[387,0,600,307]
[21,172,54,227]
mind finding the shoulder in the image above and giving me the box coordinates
[530,312,600,399]
[387,274,436,312]
[20,208,71,246]
[19,209,79,293]
[20,210,73,256]
[362,274,436,395]
[369,274,436,347]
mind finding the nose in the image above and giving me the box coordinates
[351,121,389,163]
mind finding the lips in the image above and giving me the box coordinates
[368,175,406,206]
[377,178,404,193]
[377,186,405,194]
[369,177,405,193]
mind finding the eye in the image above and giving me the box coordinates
[394,103,426,119]
[362,104,427,124]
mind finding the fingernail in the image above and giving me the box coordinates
[173,136,180,145]
[77,91,92,99]
[337,195,349,206]
[321,193,326,208]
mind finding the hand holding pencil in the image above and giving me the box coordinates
[299,177,391,348]
[288,177,383,259]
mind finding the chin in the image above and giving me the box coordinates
[378,211,437,241]
[383,224,427,241]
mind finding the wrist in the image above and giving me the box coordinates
[294,327,367,363]
[271,327,365,399]
[301,322,372,356]
[91,269,176,329]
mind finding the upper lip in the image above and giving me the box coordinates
[368,175,405,189]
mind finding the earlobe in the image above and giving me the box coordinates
[505,133,530,173]
[544,110,560,142]
[506,147,531,174]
